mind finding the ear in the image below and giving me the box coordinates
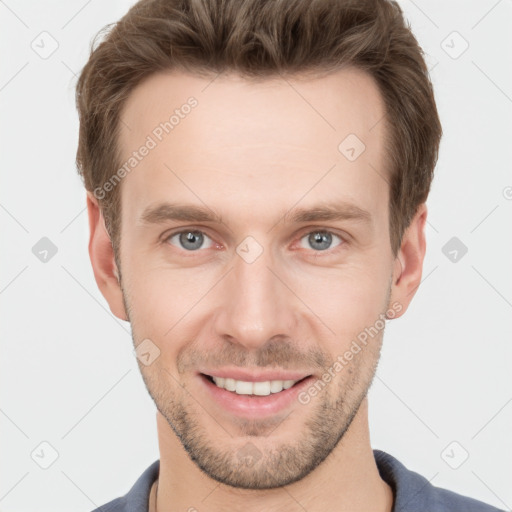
[86,191,128,321]
[388,203,427,318]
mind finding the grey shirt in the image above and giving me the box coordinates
[90,449,505,512]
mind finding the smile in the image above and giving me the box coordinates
[199,372,315,418]
[205,374,308,396]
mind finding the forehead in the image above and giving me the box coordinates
[120,67,386,149]
[117,68,389,224]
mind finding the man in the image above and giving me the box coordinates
[75,0,504,510]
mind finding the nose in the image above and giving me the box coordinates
[212,242,298,351]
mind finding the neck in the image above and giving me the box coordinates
[154,398,393,512]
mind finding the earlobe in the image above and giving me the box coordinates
[389,203,428,318]
[86,191,128,321]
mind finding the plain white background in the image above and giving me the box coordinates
[1,1,511,510]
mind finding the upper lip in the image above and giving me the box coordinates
[199,368,312,382]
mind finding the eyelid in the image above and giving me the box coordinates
[161,226,214,242]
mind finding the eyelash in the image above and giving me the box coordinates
[162,227,347,257]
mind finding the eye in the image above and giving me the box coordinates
[166,230,214,251]
[298,230,344,252]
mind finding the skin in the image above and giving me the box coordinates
[87,68,427,512]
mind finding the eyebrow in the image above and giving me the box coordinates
[285,203,372,224]
[139,201,372,226]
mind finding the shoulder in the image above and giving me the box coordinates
[89,459,160,512]
[373,449,505,512]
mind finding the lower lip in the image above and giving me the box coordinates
[199,373,314,418]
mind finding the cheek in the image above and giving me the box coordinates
[292,262,390,342]
[123,260,215,337]
[125,274,187,377]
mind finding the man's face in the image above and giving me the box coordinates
[115,68,399,488]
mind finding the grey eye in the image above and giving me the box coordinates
[168,230,213,251]
[299,231,342,251]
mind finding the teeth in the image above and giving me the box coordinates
[224,378,236,391]
[253,381,271,396]
[235,380,253,395]
[270,380,284,393]
[211,376,300,395]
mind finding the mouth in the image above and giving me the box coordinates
[198,372,315,418]
[201,373,311,396]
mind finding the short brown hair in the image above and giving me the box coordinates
[75,0,442,260]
